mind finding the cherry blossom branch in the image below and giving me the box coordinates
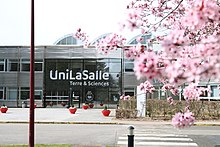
[151,0,184,29]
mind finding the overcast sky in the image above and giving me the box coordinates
[0,0,138,45]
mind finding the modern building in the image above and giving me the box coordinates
[0,34,149,108]
[0,34,219,108]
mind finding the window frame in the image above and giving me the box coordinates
[0,59,6,72]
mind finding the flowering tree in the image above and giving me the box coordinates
[74,0,220,128]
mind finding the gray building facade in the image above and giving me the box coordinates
[1,34,219,108]
[0,45,142,107]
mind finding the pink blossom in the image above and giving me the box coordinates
[122,7,144,31]
[96,33,126,54]
[134,50,163,80]
[73,0,220,129]
[73,28,89,43]
[120,95,131,100]
[183,0,220,30]
[183,83,211,101]
[139,81,155,93]
[162,84,179,96]
[124,45,145,59]
[172,110,195,128]
[167,96,174,105]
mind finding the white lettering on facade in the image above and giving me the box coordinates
[70,81,82,86]
[69,81,109,87]
[70,70,75,80]
[82,70,88,80]
[89,72,95,80]
[50,69,110,81]
[58,72,65,80]
[75,72,82,80]
[103,72,109,80]
[50,70,57,80]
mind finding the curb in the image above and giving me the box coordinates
[1,121,220,126]
[194,123,220,126]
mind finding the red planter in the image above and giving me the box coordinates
[69,107,77,114]
[102,109,111,116]
[89,103,94,108]
[82,105,89,110]
[100,103,104,106]
[1,107,8,113]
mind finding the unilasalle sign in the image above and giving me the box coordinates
[49,69,110,87]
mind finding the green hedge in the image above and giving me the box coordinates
[147,99,220,120]
[116,97,137,118]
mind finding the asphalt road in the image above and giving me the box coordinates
[1,123,220,147]
[135,124,220,147]
[0,123,128,146]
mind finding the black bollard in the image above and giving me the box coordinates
[128,126,134,147]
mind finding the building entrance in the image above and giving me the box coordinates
[44,90,80,108]
[44,59,122,107]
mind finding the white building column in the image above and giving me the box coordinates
[136,86,146,117]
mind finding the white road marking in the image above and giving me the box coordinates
[119,136,193,141]
[117,141,198,146]
[117,131,198,147]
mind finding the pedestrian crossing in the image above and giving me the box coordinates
[117,131,198,147]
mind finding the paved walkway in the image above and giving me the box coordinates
[0,108,117,124]
[1,108,220,126]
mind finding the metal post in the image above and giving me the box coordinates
[29,0,35,146]
[70,88,73,107]
[128,126,134,147]
[43,92,46,108]
[68,87,72,108]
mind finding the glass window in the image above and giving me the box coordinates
[109,59,120,63]
[60,38,67,44]
[57,41,61,45]
[66,36,73,44]
[97,60,109,72]
[125,63,134,72]
[35,89,42,100]
[0,87,3,99]
[84,60,96,71]
[35,59,43,71]
[109,62,121,73]
[20,87,30,100]
[21,59,30,71]
[21,59,43,72]
[96,88,108,103]
[109,73,120,88]
[124,59,134,72]
[8,59,19,71]
[56,59,70,70]
[124,88,135,96]
[7,88,17,100]
[212,86,220,97]
[70,61,83,72]
[35,63,43,71]
[0,59,5,71]
[125,91,134,96]
[109,88,120,103]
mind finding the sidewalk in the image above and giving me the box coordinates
[1,108,220,126]
[0,108,118,124]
